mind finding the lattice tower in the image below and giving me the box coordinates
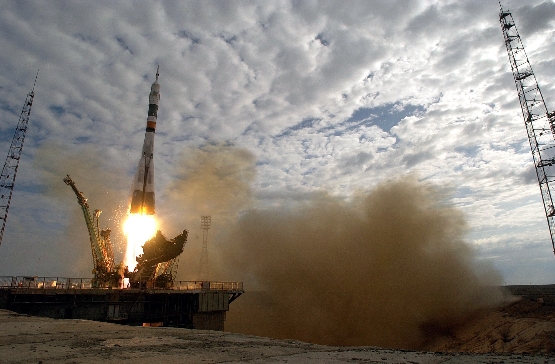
[500,4,555,254]
[198,215,211,279]
[0,72,38,247]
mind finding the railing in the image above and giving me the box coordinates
[0,276,93,289]
[173,281,243,291]
[0,276,243,292]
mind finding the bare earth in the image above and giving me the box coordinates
[425,297,555,354]
[1,309,554,364]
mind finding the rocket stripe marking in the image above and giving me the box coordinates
[148,104,158,117]
[146,121,157,130]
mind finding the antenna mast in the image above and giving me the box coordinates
[0,71,38,247]
[499,5,555,255]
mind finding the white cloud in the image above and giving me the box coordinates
[0,0,554,284]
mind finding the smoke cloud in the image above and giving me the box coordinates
[220,177,509,349]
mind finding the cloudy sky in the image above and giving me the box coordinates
[1,0,555,285]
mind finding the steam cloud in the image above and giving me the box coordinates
[220,177,509,349]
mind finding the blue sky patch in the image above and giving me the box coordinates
[275,117,321,138]
[344,103,426,134]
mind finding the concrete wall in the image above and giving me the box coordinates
[199,291,229,312]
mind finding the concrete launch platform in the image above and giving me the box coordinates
[0,276,243,331]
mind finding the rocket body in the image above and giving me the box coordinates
[130,68,160,215]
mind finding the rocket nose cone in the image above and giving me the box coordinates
[152,66,160,87]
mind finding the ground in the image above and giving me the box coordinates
[424,296,555,354]
[1,307,554,364]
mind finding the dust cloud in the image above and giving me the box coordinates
[220,177,510,349]
[34,140,509,349]
[162,143,256,279]
[164,143,255,219]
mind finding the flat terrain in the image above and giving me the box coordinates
[0,309,554,364]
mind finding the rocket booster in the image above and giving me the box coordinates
[129,66,160,215]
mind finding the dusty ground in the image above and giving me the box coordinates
[424,296,555,354]
[225,288,555,354]
[0,309,554,363]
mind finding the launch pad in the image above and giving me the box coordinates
[0,276,243,330]
[0,68,245,332]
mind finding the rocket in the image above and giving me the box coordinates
[129,66,160,215]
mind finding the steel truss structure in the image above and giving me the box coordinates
[500,5,555,254]
[0,72,38,247]
[198,215,211,279]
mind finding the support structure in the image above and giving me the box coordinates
[198,215,211,279]
[0,276,244,330]
[0,72,38,247]
[63,175,119,287]
[500,5,555,254]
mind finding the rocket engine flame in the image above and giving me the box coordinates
[123,213,156,271]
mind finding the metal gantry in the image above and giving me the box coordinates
[63,175,117,286]
[198,215,211,279]
[500,5,555,254]
[0,72,38,247]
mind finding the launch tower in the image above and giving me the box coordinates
[0,68,243,332]
[63,175,119,287]
[500,5,555,255]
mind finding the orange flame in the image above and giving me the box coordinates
[123,213,157,271]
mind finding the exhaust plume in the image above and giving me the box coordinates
[221,177,509,349]
[39,139,508,348]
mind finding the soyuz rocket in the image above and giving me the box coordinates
[129,66,160,215]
